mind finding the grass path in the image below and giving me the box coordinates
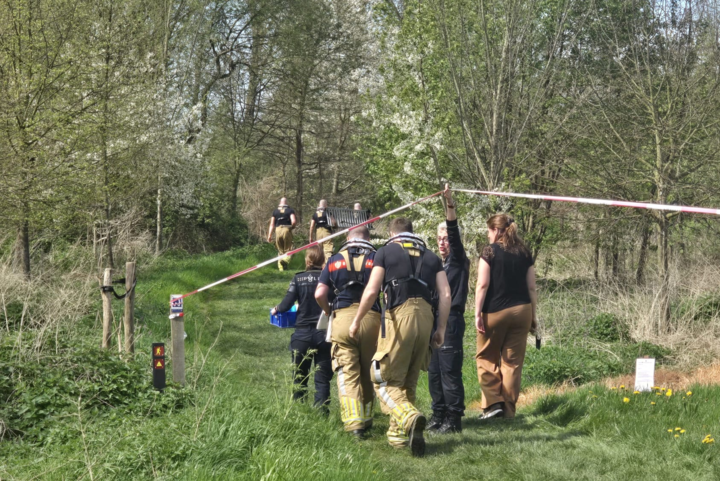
[176,249,720,480]
[2,247,718,480]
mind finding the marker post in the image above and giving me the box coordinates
[170,295,185,385]
[152,343,166,391]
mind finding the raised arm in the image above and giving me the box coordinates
[432,270,451,348]
[474,258,491,333]
[443,183,456,222]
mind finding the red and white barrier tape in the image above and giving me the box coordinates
[453,189,720,217]
[175,191,444,301]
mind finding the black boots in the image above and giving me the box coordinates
[428,411,462,434]
[437,412,462,434]
[409,415,426,457]
[427,411,445,431]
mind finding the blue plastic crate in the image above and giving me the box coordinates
[270,304,297,328]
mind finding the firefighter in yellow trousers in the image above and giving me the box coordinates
[267,197,297,270]
[349,217,451,457]
[315,226,379,439]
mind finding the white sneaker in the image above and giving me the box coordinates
[479,406,504,420]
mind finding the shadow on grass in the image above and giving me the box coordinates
[426,428,585,456]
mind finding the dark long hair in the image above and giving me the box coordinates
[487,214,530,256]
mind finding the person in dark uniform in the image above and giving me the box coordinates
[315,226,380,439]
[427,184,470,434]
[267,197,297,270]
[350,217,451,457]
[271,246,333,410]
[309,199,335,261]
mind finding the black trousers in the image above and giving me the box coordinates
[290,328,333,408]
[428,311,466,416]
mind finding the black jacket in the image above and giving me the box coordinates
[276,269,324,329]
[443,218,470,313]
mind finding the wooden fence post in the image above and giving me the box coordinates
[101,268,113,349]
[124,261,136,354]
[170,295,185,385]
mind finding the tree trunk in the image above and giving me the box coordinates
[102,9,115,269]
[331,165,339,205]
[593,237,600,281]
[295,128,304,223]
[156,172,162,256]
[657,213,671,333]
[611,234,619,278]
[636,222,650,285]
[20,217,31,279]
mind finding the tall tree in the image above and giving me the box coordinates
[0,0,92,277]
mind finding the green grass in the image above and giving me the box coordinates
[1,246,719,480]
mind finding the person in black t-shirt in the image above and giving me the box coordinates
[267,197,297,271]
[309,199,335,261]
[427,184,470,434]
[272,246,333,409]
[315,226,379,438]
[474,214,537,420]
[350,217,451,457]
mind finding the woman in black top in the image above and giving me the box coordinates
[474,214,537,420]
[271,246,333,410]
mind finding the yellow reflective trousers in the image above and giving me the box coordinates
[332,304,381,431]
[275,226,293,270]
[315,227,334,261]
[371,298,433,447]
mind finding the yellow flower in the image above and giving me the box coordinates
[686,391,692,396]
[675,434,680,438]
[611,387,617,390]
[656,392,662,396]
[651,402,656,405]
[666,389,673,397]
[620,385,625,389]
[652,386,660,390]
[668,429,673,432]
[680,430,686,433]
[661,388,667,391]
[633,391,640,394]
[675,427,682,431]
[623,397,630,403]
[702,435,715,444]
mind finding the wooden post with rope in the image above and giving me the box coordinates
[123,262,136,353]
[101,268,113,349]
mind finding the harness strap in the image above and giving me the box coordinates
[332,250,368,309]
[381,244,428,339]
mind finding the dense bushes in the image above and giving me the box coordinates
[0,344,190,443]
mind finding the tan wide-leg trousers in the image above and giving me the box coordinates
[315,227,334,261]
[372,298,433,447]
[275,226,293,270]
[331,305,381,431]
[476,303,532,418]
